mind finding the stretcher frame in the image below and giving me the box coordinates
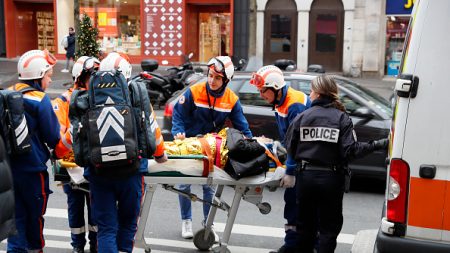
[134,156,284,253]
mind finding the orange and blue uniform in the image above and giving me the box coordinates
[7,81,60,253]
[87,92,165,253]
[172,81,252,225]
[52,87,98,252]
[172,81,252,138]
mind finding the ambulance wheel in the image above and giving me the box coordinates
[258,202,271,214]
[194,228,215,251]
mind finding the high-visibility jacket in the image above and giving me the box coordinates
[172,82,252,138]
[8,82,60,172]
[52,88,76,158]
[274,86,311,143]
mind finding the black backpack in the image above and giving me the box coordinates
[129,80,157,158]
[70,71,139,178]
[0,87,34,156]
[70,71,158,178]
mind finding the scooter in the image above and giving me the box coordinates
[137,53,203,107]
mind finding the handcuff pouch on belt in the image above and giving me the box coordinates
[297,161,352,193]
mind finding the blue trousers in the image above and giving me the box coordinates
[7,171,52,253]
[178,184,215,222]
[63,184,97,249]
[89,173,144,253]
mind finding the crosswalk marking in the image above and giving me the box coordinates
[2,229,272,253]
[44,207,355,245]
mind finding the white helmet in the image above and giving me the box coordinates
[250,65,285,90]
[18,49,56,80]
[72,56,100,82]
[99,52,132,79]
[207,56,234,83]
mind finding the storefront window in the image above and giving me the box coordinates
[37,11,56,53]
[270,14,291,53]
[80,0,141,56]
[199,13,230,62]
[385,16,409,75]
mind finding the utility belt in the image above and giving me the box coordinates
[297,161,342,172]
[297,161,351,193]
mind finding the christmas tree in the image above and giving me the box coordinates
[75,13,100,58]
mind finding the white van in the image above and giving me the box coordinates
[375,0,450,252]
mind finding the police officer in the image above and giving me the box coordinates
[284,75,388,253]
[7,49,61,253]
[172,56,252,240]
[250,65,311,253]
[53,56,100,253]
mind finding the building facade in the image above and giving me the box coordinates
[1,0,412,74]
[254,0,413,77]
[2,0,237,64]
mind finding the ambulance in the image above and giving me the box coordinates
[375,0,450,252]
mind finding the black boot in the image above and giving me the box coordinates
[89,245,97,253]
[72,248,84,253]
[269,245,288,253]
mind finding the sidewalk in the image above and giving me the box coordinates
[0,58,395,99]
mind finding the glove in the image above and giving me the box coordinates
[373,138,389,150]
[154,153,168,163]
[174,132,186,140]
[280,175,296,188]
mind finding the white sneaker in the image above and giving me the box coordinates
[61,69,69,73]
[181,219,193,239]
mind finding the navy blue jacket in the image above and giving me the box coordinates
[172,82,252,138]
[284,97,378,175]
[9,82,60,172]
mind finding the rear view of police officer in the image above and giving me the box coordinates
[284,75,388,253]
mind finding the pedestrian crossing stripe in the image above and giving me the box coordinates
[43,208,355,245]
[1,229,272,253]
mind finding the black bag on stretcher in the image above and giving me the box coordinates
[224,128,275,180]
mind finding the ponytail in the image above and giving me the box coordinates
[311,75,346,112]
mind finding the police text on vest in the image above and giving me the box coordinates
[300,127,340,143]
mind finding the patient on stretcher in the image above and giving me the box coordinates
[151,128,286,179]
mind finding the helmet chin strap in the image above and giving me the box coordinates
[271,88,280,110]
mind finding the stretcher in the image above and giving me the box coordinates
[134,155,285,253]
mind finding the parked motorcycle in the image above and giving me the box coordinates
[134,53,203,107]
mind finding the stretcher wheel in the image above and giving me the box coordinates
[258,202,271,214]
[145,249,151,253]
[194,228,215,250]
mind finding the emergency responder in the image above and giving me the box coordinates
[52,56,100,253]
[7,49,61,252]
[89,52,167,253]
[172,56,252,240]
[284,75,388,253]
[250,65,311,253]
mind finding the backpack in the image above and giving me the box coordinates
[69,72,158,177]
[129,80,157,158]
[61,36,68,48]
[70,70,140,178]
[0,88,34,156]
